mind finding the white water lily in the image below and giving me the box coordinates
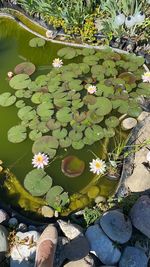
[146,151,150,163]
[87,85,97,94]
[142,72,150,83]
[125,16,136,28]
[89,158,106,175]
[134,12,145,24]
[32,152,49,169]
[52,58,63,68]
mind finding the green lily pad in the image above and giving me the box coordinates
[72,140,84,150]
[46,119,61,130]
[29,129,42,141]
[103,128,115,138]
[37,102,54,118]
[59,137,72,148]
[105,116,119,128]
[52,128,68,139]
[46,186,64,207]
[29,37,46,47]
[15,100,25,108]
[0,92,16,107]
[18,106,36,121]
[61,155,85,177]
[88,97,112,116]
[69,130,83,141]
[56,107,72,124]
[9,74,31,90]
[118,72,136,84]
[57,47,77,59]
[8,125,27,143]
[24,169,52,197]
[14,62,36,76]
[32,135,59,158]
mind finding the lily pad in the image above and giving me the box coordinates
[14,62,36,76]
[29,37,46,47]
[118,72,136,84]
[32,135,59,158]
[8,125,27,143]
[0,92,16,107]
[105,116,119,128]
[57,47,77,59]
[61,155,85,177]
[24,169,52,197]
[9,74,31,90]
[18,106,36,121]
[46,186,64,208]
[29,129,42,141]
[56,107,72,124]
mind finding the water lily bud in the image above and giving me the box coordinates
[7,71,14,78]
[114,13,125,27]
[125,16,136,28]
[134,12,145,24]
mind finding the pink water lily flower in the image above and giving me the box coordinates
[142,72,150,83]
[32,152,49,169]
[87,85,97,94]
[52,58,63,68]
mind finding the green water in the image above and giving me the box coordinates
[0,17,118,214]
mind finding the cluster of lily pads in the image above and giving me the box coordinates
[0,47,149,160]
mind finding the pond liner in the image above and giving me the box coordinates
[115,114,150,198]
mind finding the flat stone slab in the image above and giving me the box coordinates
[125,116,150,192]
[58,220,83,240]
[0,225,8,252]
[63,255,94,267]
[119,246,148,267]
[130,195,150,238]
[85,225,121,265]
[100,210,132,244]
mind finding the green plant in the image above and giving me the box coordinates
[83,207,102,226]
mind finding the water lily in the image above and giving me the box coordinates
[87,85,97,94]
[52,58,63,68]
[142,72,150,83]
[7,71,14,78]
[32,152,49,169]
[146,151,150,163]
[134,12,145,24]
[89,158,106,175]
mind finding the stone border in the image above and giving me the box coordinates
[0,8,129,55]
[116,115,150,198]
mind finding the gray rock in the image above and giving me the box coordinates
[54,236,69,267]
[85,225,121,265]
[0,209,9,223]
[63,255,94,267]
[121,118,137,130]
[0,225,8,252]
[10,231,39,267]
[58,220,83,240]
[130,195,150,238]
[64,236,90,261]
[119,246,148,267]
[100,210,132,244]
[9,218,18,227]
[17,223,28,232]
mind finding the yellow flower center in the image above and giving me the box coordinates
[145,73,150,77]
[95,162,102,168]
[37,155,43,163]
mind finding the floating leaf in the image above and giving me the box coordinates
[24,169,52,197]
[18,106,36,121]
[52,128,67,139]
[8,125,27,143]
[61,155,85,177]
[72,140,84,150]
[57,47,77,59]
[29,129,42,141]
[88,97,112,116]
[37,102,54,118]
[46,185,63,206]
[118,72,136,84]
[0,92,16,107]
[59,137,72,148]
[105,116,119,128]
[56,107,72,124]
[32,136,59,158]
[69,130,83,141]
[103,128,115,138]
[9,74,31,90]
[14,62,36,75]
[46,119,61,130]
[15,100,25,108]
[29,37,45,47]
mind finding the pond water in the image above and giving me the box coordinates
[0,17,132,216]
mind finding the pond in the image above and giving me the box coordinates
[0,16,148,219]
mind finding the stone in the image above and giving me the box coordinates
[17,223,28,232]
[85,225,121,265]
[41,206,54,218]
[95,196,106,204]
[63,255,94,267]
[57,220,83,240]
[0,209,9,223]
[10,231,39,267]
[119,246,148,267]
[130,195,150,238]
[64,236,90,261]
[9,218,18,227]
[137,111,149,122]
[0,225,8,252]
[100,210,132,244]
[54,236,69,267]
[121,117,137,130]
[125,116,150,192]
